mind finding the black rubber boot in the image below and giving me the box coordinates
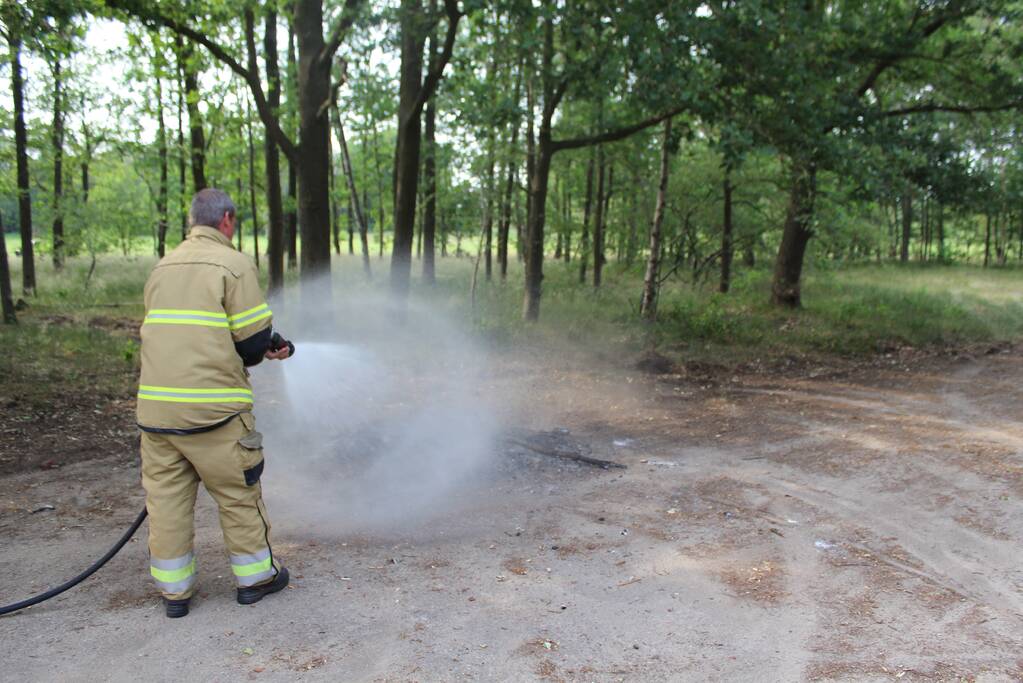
[237,567,289,605]
[163,597,190,618]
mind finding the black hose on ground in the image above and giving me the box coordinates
[0,507,149,617]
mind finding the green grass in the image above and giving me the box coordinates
[456,258,1023,361]
[4,247,1023,400]
[0,323,139,407]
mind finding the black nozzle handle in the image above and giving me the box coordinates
[270,332,295,358]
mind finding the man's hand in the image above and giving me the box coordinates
[265,346,291,361]
[266,332,295,360]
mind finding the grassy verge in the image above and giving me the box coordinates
[457,259,1023,362]
[4,251,1023,400]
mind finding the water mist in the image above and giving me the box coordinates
[250,286,498,536]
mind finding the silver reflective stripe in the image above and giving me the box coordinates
[151,554,194,571]
[235,568,276,587]
[150,553,196,594]
[147,313,225,322]
[231,548,275,587]
[230,549,271,567]
[154,576,196,594]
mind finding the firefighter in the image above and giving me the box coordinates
[137,188,293,618]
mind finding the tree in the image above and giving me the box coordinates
[519,2,694,320]
[108,0,365,297]
[390,0,462,297]
[261,5,284,291]
[640,117,673,320]
[4,7,36,295]
[0,212,16,324]
[705,1,1023,307]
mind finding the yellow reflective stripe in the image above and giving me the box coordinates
[144,309,230,328]
[137,385,254,404]
[227,303,270,322]
[138,395,254,404]
[232,557,273,578]
[229,310,272,331]
[144,317,230,328]
[148,309,228,318]
[139,386,253,394]
[150,560,195,584]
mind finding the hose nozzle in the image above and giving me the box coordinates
[270,332,295,358]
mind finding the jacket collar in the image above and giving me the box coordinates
[188,225,235,249]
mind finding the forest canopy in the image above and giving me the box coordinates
[2,0,1022,323]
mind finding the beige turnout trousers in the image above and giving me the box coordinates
[140,412,280,600]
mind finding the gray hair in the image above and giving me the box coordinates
[189,188,236,228]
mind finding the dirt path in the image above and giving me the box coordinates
[1,347,1021,681]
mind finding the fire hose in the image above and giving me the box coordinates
[0,507,149,617]
[0,334,294,617]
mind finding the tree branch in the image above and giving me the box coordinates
[545,78,569,122]
[106,0,297,161]
[883,99,1023,117]
[551,106,685,153]
[853,7,963,98]
[243,9,297,161]
[319,0,364,66]
[410,0,462,119]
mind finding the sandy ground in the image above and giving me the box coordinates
[1,346,1022,682]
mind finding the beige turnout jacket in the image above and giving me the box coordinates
[136,225,272,431]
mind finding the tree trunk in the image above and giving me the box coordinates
[984,212,991,267]
[921,195,930,261]
[347,196,354,254]
[263,8,285,292]
[176,62,187,239]
[177,36,207,192]
[640,118,672,320]
[743,242,755,268]
[155,61,169,258]
[236,177,244,250]
[390,0,430,296]
[11,37,35,296]
[483,132,496,282]
[562,166,571,263]
[523,139,553,321]
[1018,213,1023,262]
[998,212,1008,266]
[51,56,65,269]
[524,69,535,267]
[592,148,606,287]
[936,202,945,262]
[293,0,334,285]
[80,116,91,206]
[900,189,912,264]
[333,109,372,277]
[246,98,260,268]
[370,122,386,258]
[770,163,816,308]
[601,165,613,274]
[422,93,437,283]
[497,112,519,279]
[553,174,562,259]
[719,168,733,294]
[0,212,15,324]
[578,152,595,284]
[625,170,639,266]
[285,23,298,270]
[390,0,461,295]
[329,118,340,256]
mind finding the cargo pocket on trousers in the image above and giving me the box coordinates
[237,414,265,486]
